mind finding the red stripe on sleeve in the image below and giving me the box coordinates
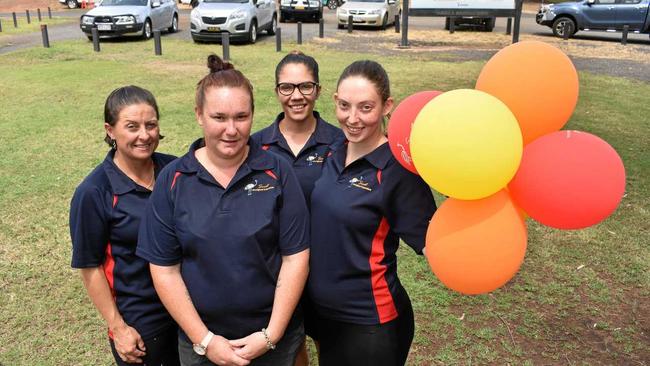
[262,145,270,151]
[376,169,382,185]
[171,171,182,189]
[103,242,116,339]
[369,217,398,323]
[265,169,278,180]
[112,195,118,208]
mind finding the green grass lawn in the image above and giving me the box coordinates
[0,38,648,365]
[0,16,74,37]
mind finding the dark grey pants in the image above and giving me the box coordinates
[178,324,304,366]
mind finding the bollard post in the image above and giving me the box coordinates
[222,32,230,61]
[26,10,31,24]
[41,24,50,48]
[38,8,42,22]
[506,17,512,35]
[347,15,353,33]
[562,22,570,40]
[394,14,399,33]
[319,17,324,38]
[92,26,100,52]
[154,30,162,55]
[622,24,629,45]
[276,27,282,52]
[12,12,18,27]
[48,7,52,19]
[297,21,302,44]
[399,0,409,48]
[449,17,455,34]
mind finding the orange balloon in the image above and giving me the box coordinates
[425,190,527,295]
[476,41,579,145]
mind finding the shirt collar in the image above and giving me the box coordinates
[258,111,337,146]
[102,149,162,195]
[332,141,392,172]
[177,138,275,175]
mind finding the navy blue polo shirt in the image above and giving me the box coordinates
[308,142,437,325]
[250,111,345,203]
[136,138,310,341]
[69,150,177,340]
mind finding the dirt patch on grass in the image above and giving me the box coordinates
[0,0,62,12]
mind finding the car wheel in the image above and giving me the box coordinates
[483,17,495,32]
[248,21,257,43]
[552,17,576,38]
[280,11,286,23]
[67,0,78,9]
[268,15,277,35]
[381,13,388,30]
[168,13,178,33]
[327,0,337,10]
[87,35,93,41]
[444,17,450,30]
[141,19,152,39]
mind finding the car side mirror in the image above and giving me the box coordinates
[152,1,161,8]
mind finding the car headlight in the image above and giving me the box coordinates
[114,15,135,24]
[230,9,246,20]
[81,15,94,25]
[191,10,200,21]
[338,8,347,14]
[368,9,381,15]
[309,0,319,6]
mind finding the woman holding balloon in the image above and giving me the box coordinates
[307,60,437,366]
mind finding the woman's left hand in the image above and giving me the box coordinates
[229,332,270,360]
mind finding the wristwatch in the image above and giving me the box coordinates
[193,331,214,356]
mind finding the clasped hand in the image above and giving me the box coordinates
[206,332,269,366]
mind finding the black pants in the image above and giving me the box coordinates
[317,300,415,366]
[110,326,180,366]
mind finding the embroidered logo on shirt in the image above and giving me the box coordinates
[348,176,372,192]
[244,179,275,196]
[306,153,324,166]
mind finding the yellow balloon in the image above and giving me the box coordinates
[411,89,523,200]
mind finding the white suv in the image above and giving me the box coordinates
[190,0,276,43]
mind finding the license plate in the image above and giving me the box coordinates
[295,5,304,9]
[207,26,220,32]
[353,16,361,21]
[97,24,111,31]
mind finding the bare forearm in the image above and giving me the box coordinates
[79,267,126,332]
[149,264,210,344]
[266,249,309,343]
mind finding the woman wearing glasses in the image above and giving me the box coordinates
[252,51,344,205]
[251,51,344,366]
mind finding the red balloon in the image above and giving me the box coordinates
[508,131,626,229]
[388,91,442,174]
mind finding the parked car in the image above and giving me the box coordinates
[80,0,178,39]
[279,0,323,22]
[336,0,400,29]
[536,0,650,38]
[190,0,276,43]
[444,16,495,32]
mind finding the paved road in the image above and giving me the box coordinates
[2,7,649,54]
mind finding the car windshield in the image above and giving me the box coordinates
[100,0,148,5]
[204,0,248,3]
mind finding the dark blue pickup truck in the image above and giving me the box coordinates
[536,0,650,37]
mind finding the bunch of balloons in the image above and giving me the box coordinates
[387,41,626,295]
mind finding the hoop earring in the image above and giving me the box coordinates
[111,139,117,150]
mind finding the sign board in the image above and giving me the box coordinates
[409,0,516,16]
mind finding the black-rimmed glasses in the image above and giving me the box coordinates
[276,82,319,96]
